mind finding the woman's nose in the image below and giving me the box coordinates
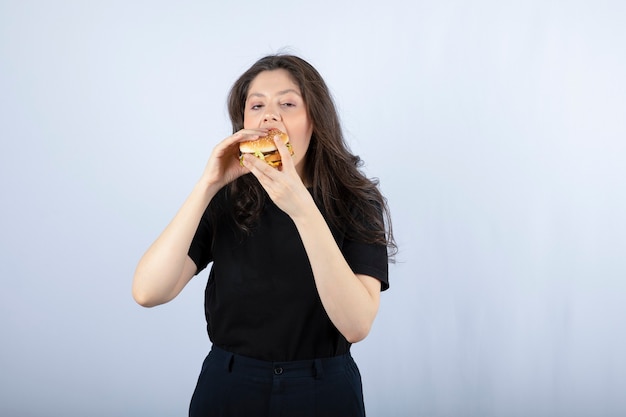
[263,107,281,122]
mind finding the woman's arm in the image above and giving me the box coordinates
[291,206,382,343]
[241,139,383,343]
[132,182,218,307]
[132,129,266,307]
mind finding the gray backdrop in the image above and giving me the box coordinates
[1,1,625,416]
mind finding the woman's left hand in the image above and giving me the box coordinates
[241,134,314,219]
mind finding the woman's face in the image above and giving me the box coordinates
[244,69,313,180]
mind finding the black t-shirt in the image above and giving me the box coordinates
[188,186,389,361]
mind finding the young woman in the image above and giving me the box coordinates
[133,54,395,417]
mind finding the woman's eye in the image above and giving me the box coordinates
[250,104,263,110]
[281,103,295,107]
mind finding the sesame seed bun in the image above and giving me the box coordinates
[239,129,289,153]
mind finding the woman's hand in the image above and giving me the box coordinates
[241,133,314,218]
[200,129,267,189]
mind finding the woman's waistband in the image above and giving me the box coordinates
[209,345,353,379]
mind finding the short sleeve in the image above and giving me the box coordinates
[339,199,390,291]
[342,238,389,291]
[188,188,228,274]
[188,209,214,275]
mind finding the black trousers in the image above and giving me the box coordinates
[189,345,366,417]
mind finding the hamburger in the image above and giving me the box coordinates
[239,128,293,168]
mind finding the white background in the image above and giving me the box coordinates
[1,1,625,416]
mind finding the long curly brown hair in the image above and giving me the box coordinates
[224,54,396,260]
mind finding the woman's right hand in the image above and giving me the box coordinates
[199,129,267,189]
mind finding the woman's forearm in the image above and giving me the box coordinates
[292,203,381,343]
[132,180,220,307]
